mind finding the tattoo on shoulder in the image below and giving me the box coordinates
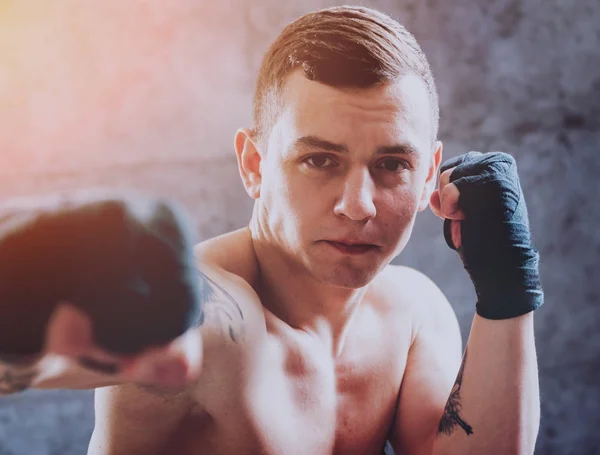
[0,365,37,395]
[197,271,245,343]
[437,349,473,437]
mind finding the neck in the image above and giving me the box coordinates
[248,225,368,356]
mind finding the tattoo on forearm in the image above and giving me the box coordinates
[0,366,36,395]
[437,349,474,437]
[0,353,41,366]
[197,271,245,343]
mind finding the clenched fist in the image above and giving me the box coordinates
[0,190,204,387]
[430,152,544,320]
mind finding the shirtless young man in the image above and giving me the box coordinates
[0,6,543,455]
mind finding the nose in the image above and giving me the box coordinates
[333,167,377,221]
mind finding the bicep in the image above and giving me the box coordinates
[390,283,462,455]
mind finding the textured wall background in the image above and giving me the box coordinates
[0,0,598,454]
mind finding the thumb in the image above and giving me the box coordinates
[443,219,462,251]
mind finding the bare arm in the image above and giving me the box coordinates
[87,264,259,455]
[389,270,462,455]
[0,191,205,394]
[0,296,204,395]
[0,250,250,398]
[0,356,126,396]
[0,355,40,395]
[0,257,225,395]
[0,304,203,395]
[432,313,539,455]
[389,271,540,455]
[414,150,544,454]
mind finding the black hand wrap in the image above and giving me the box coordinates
[440,152,544,320]
[0,191,202,357]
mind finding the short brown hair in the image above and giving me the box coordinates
[252,6,440,145]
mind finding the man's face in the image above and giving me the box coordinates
[254,70,441,288]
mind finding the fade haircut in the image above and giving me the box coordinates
[251,6,440,146]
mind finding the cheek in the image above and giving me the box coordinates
[282,168,326,208]
[267,172,321,235]
[378,188,420,233]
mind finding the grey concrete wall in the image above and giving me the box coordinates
[0,0,598,454]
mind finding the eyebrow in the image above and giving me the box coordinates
[294,135,419,158]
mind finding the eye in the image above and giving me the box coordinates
[304,154,337,168]
[376,158,409,172]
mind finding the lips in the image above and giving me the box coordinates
[323,240,378,255]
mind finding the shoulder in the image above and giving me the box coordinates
[193,227,260,288]
[374,265,459,341]
[91,231,266,442]
[377,264,447,303]
[193,228,264,343]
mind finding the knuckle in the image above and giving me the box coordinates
[494,151,515,163]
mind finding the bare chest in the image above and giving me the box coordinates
[182,322,409,455]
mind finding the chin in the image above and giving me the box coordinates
[308,262,381,289]
[299,242,390,288]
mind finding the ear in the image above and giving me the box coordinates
[234,128,262,199]
[417,140,443,212]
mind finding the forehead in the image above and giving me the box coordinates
[273,70,432,150]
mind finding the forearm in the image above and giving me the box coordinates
[0,354,122,396]
[432,312,540,455]
[0,356,40,396]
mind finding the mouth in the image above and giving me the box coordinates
[322,240,379,255]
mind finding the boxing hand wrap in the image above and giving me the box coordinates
[0,192,202,357]
[440,152,544,320]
